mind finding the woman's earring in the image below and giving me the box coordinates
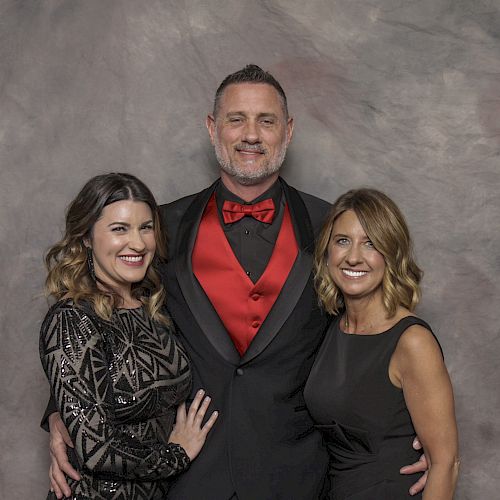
[86,247,96,281]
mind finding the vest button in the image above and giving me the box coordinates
[236,368,244,376]
[251,293,260,301]
[251,320,260,328]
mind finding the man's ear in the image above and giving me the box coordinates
[206,114,216,145]
[286,116,294,146]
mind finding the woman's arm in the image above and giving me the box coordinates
[391,325,459,500]
[39,303,213,482]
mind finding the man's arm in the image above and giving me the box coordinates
[40,393,58,431]
[47,412,79,499]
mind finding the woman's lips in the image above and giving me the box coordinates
[118,255,145,266]
[341,269,368,278]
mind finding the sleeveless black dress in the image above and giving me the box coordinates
[304,315,439,499]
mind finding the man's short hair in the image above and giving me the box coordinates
[213,64,288,117]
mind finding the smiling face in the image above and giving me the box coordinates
[206,83,294,187]
[327,210,386,303]
[87,200,156,298]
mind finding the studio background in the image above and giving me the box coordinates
[1,1,498,498]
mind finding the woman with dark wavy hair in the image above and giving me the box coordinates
[304,188,459,499]
[40,173,217,499]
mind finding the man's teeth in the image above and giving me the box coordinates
[120,256,143,262]
[342,269,367,277]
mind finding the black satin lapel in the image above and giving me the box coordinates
[175,182,240,364]
[281,178,316,253]
[241,180,315,364]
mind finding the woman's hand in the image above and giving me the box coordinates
[169,389,218,460]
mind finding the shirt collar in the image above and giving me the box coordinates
[216,178,282,214]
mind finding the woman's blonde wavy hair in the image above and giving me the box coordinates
[314,188,422,317]
[45,173,169,325]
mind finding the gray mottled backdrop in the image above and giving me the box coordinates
[1,0,498,498]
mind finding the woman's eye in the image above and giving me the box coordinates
[142,224,154,231]
[112,226,126,232]
[365,240,374,248]
[336,238,349,245]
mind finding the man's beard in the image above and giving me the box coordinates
[214,139,288,186]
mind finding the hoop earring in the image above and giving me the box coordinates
[86,247,96,281]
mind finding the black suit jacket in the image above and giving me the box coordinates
[161,178,331,500]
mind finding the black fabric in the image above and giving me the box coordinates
[41,393,57,432]
[304,315,437,499]
[215,179,284,283]
[159,177,332,500]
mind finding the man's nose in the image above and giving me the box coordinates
[241,120,260,143]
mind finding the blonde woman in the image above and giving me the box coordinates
[304,188,459,499]
[40,173,217,499]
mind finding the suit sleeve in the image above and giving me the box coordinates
[39,304,190,480]
[40,392,57,432]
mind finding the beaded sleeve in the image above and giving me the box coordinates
[39,303,191,480]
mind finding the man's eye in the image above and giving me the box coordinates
[261,119,274,125]
[229,117,242,123]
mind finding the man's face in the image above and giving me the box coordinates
[206,83,294,186]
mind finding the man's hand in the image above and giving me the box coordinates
[48,412,80,499]
[400,436,429,496]
[169,389,218,460]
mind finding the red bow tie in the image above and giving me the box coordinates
[222,198,275,224]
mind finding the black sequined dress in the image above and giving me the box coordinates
[304,316,436,499]
[40,299,192,500]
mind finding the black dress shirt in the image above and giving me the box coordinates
[215,180,285,283]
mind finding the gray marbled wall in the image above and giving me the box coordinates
[1,1,498,498]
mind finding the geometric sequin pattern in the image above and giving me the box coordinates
[40,299,192,499]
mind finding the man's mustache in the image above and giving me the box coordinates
[235,144,267,154]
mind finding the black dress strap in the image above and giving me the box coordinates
[395,316,443,358]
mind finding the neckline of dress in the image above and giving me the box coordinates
[115,305,144,312]
[337,315,416,337]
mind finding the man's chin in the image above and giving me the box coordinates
[220,165,282,186]
[232,174,275,186]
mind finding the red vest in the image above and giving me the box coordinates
[192,194,298,355]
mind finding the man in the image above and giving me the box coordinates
[45,65,427,499]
